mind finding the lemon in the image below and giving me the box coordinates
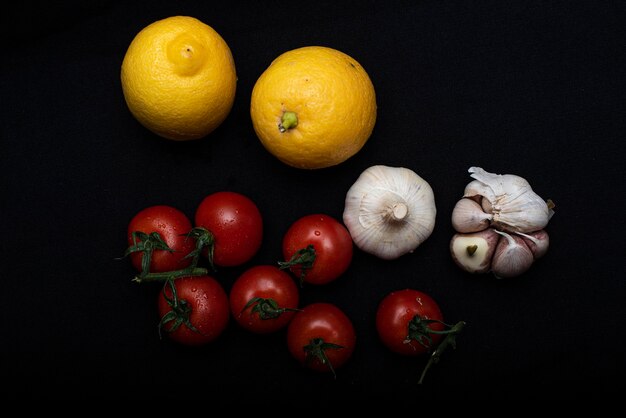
[250,46,377,169]
[121,16,237,141]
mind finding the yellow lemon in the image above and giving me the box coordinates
[250,46,377,169]
[121,16,237,141]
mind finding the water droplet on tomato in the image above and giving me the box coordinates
[314,230,321,236]
[191,288,197,292]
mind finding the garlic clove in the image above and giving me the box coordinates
[481,197,493,214]
[450,228,500,274]
[451,198,492,233]
[491,230,534,278]
[343,165,436,260]
[467,167,552,233]
[517,229,549,259]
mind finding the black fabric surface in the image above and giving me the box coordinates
[2,0,624,400]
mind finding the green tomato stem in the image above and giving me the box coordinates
[418,320,466,385]
[304,338,344,378]
[278,244,316,286]
[241,297,301,320]
[183,227,216,271]
[122,231,175,277]
[133,267,208,283]
[158,279,201,338]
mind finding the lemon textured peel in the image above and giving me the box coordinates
[250,46,377,169]
[121,16,237,141]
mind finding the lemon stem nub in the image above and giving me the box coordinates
[279,111,298,133]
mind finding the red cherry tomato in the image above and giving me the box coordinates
[194,191,263,267]
[286,303,356,375]
[375,289,446,356]
[280,214,353,285]
[229,265,299,334]
[127,205,194,273]
[157,276,229,346]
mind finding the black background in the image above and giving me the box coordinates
[2,0,624,400]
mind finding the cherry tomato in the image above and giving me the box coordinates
[126,205,194,273]
[157,276,229,346]
[280,214,353,285]
[194,191,263,267]
[375,289,446,356]
[287,303,356,375]
[229,265,299,334]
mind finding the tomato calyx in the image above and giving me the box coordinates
[158,280,203,338]
[123,231,175,276]
[404,315,466,385]
[184,227,216,271]
[303,337,344,378]
[278,244,316,285]
[241,297,300,320]
[406,315,454,349]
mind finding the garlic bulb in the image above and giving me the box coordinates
[343,165,436,260]
[465,167,552,233]
[450,167,555,278]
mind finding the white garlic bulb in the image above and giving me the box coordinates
[343,165,436,260]
[450,167,555,278]
[465,167,552,233]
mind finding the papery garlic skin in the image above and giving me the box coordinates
[468,167,551,233]
[464,180,496,206]
[343,165,436,260]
